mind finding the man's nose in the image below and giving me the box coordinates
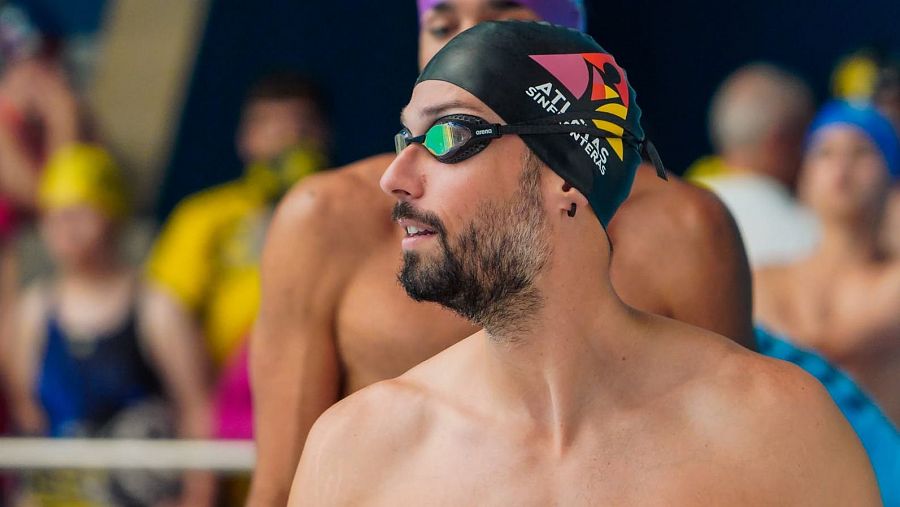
[380,144,427,201]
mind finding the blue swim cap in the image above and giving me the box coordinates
[807,100,900,180]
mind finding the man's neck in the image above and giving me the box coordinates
[478,239,642,451]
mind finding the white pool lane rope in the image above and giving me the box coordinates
[0,438,255,472]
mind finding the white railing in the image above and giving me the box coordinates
[0,438,255,472]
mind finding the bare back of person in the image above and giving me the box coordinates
[756,259,900,424]
[294,315,874,506]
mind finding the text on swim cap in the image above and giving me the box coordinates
[525,83,610,175]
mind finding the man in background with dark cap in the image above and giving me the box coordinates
[249,2,753,504]
[289,22,876,505]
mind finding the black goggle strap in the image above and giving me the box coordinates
[641,139,667,180]
[496,112,668,180]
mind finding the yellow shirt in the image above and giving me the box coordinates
[147,145,324,366]
[146,160,297,366]
[682,155,732,186]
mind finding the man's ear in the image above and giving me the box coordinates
[550,177,588,219]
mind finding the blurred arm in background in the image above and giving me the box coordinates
[0,59,82,210]
[140,283,216,507]
[0,238,18,420]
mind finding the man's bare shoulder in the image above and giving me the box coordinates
[678,336,878,503]
[299,336,480,464]
[269,153,397,254]
[612,166,753,345]
[292,377,433,503]
[619,165,736,238]
[677,332,837,435]
[310,376,431,442]
[280,153,395,220]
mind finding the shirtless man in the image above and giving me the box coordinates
[289,22,877,505]
[249,2,752,504]
[755,100,900,426]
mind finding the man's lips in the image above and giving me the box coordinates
[397,218,437,239]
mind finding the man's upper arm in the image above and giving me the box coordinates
[249,173,367,503]
[665,186,755,348]
[252,175,356,414]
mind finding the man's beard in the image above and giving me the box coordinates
[392,155,551,338]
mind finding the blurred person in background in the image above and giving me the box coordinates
[5,144,213,506]
[833,48,900,259]
[872,60,900,260]
[0,213,15,434]
[686,63,818,268]
[145,72,330,450]
[0,4,84,214]
[249,1,756,504]
[754,100,900,427]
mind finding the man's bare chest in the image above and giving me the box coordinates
[356,433,754,507]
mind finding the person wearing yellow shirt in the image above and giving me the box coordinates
[146,73,330,370]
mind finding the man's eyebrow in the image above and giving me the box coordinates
[488,0,528,11]
[432,1,453,13]
[400,100,479,125]
[400,101,483,128]
[422,101,472,119]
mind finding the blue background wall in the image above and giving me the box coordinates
[161,0,900,219]
[14,0,900,219]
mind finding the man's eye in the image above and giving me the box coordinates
[427,25,453,38]
[491,0,525,10]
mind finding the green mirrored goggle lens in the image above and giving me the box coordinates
[394,121,475,159]
[423,121,472,157]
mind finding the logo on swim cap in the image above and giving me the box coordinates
[529,53,632,161]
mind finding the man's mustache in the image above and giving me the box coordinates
[391,201,446,236]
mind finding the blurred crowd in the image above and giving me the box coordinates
[0,2,897,506]
[0,5,330,505]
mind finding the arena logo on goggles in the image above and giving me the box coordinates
[525,53,632,174]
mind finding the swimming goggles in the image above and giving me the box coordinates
[394,112,666,178]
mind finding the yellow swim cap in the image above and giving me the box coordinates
[38,143,129,219]
[832,52,879,101]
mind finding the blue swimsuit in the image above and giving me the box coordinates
[37,310,162,437]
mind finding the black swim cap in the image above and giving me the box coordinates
[417,21,664,226]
